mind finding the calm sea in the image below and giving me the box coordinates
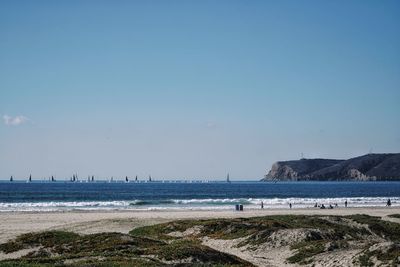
[0,181,399,212]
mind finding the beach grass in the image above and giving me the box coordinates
[347,214,400,241]
[0,230,250,266]
[1,214,399,266]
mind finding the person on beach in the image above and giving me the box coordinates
[387,199,392,207]
[345,200,348,208]
[320,204,326,209]
[314,202,318,208]
[261,201,264,209]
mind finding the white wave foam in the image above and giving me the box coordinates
[0,197,398,212]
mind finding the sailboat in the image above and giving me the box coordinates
[28,174,32,183]
[109,176,114,183]
[91,175,94,182]
[51,176,55,182]
[125,176,129,182]
[227,173,230,183]
[135,175,138,182]
[148,175,152,182]
[10,176,13,182]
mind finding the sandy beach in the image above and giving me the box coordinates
[1,207,399,266]
[1,207,399,244]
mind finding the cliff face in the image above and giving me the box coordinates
[262,153,400,181]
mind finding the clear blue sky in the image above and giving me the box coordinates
[1,0,399,180]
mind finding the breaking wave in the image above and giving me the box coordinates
[0,197,398,212]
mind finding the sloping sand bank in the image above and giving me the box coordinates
[1,207,399,244]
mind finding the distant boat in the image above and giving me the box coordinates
[125,176,129,182]
[28,174,32,182]
[91,175,94,182]
[10,176,13,182]
[135,175,138,182]
[227,173,230,183]
[51,176,55,182]
[109,176,114,183]
[148,175,152,182]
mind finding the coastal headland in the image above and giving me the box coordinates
[262,153,400,181]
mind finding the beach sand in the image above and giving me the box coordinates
[1,207,399,244]
[1,207,400,266]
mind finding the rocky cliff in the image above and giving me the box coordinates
[262,153,400,181]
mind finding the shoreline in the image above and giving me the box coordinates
[1,196,398,213]
[1,207,399,244]
[0,204,399,214]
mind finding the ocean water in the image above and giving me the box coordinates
[0,181,399,212]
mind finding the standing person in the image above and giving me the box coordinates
[387,199,392,207]
[289,203,292,209]
[345,200,348,208]
[261,201,264,209]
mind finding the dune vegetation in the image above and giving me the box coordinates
[0,214,399,266]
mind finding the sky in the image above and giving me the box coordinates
[0,0,399,180]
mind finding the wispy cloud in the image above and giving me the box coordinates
[205,121,217,129]
[2,115,30,126]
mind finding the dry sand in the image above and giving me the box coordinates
[1,207,399,244]
[1,207,399,265]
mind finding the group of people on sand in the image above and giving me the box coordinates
[259,199,393,210]
[318,203,338,209]
[314,202,339,209]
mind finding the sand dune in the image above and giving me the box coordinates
[1,207,399,243]
[1,207,399,266]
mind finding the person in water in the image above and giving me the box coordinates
[289,203,292,209]
[261,201,264,209]
[345,200,348,208]
[387,199,392,207]
[320,204,326,209]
